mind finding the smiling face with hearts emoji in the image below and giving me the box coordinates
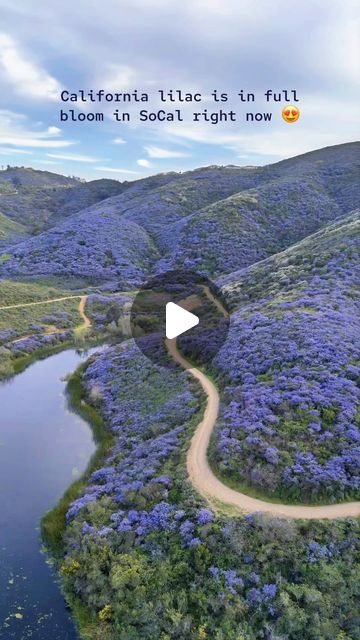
[282,105,300,123]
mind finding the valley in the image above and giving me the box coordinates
[0,142,359,639]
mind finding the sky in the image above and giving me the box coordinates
[0,0,359,181]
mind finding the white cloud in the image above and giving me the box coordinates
[113,137,126,144]
[47,152,104,162]
[163,96,360,160]
[0,110,75,148]
[102,64,136,91]
[0,146,33,154]
[145,145,190,158]
[47,126,61,135]
[137,158,152,168]
[95,166,140,174]
[0,1,358,170]
[1,137,74,148]
[305,9,360,84]
[0,32,62,100]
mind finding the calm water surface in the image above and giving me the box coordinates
[0,348,104,639]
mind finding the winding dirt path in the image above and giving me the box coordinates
[78,295,91,329]
[3,291,359,519]
[1,294,92,336]
[167,341,360,520]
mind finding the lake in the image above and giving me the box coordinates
[0,348,103,639]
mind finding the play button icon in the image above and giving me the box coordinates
[130,269,230,369]
[166,302,199,339]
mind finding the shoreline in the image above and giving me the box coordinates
[41,352,114,556]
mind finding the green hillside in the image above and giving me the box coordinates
[0,211,28,249]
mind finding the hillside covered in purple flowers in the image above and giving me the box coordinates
[57,341,360,639]
[1,142,359,639]
[1,142,358,283]
[213,211,359,502]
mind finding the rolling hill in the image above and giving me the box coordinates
[0,208,159,283]
[212,210,360,501]
[159,174,343,276]
[0,211,28,250]
[0,166,184,232]
[1,143,359,640]
[1,142,358,284]
[0,167,123,231]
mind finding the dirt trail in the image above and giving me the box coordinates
[116,279,360,518]
[2,294,92,336]
[167,336,360,520]
[0,294,83,311]
[3,291,359,518]
[202,285,229,318]
[78,295,91,328]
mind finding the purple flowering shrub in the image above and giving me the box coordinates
[8,330,72,354]
[0,328,17,343]
[66,341,201,521]
[0,168,80,230]
[159,175,344,277]
[62,342,291,635]
[212,212,360,501]
[86,293,132,329]
[0,210,159,283]
[2,143,358,238]
[40,310,73,328]
[3,145,358,289]
[60,320,359,637]
[0,296,84,354]
[121,143,359,259]
[0,167,176,231]
[4,146,360,637]
[120,165,261,252]
[60,341,360,640]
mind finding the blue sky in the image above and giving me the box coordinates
[0,0,358,181]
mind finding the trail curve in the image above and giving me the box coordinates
[78,295,91,329]
[1,294,92,335]
[167,339,360,520]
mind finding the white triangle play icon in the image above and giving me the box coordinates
[166,302,199,339]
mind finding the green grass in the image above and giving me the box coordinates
[0,279,70,305]
[59,595,114,640]
[0,298,82,338]
[41,362,115,557]
[0,280,135,379]
[0,210,27,232]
